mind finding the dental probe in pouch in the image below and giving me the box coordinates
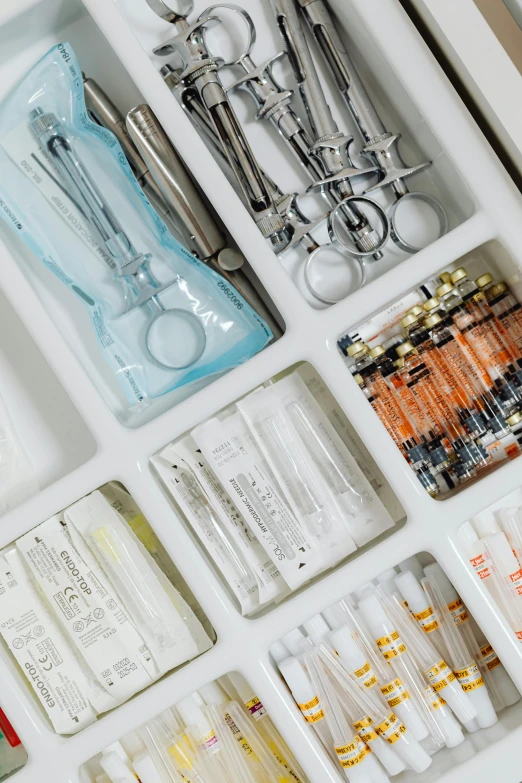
[127,105,283,338]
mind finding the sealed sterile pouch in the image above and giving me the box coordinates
[0,44,272,407]
[237,385,357,565]
[0,394,37,515]
[65,490,212,671]
[272,372,394,546]
[151,450,261,615]
[99,482,213,641]
[163,435,286,605]
[17,515,155,699]
[0,548,97,734]
[192,413,322,590]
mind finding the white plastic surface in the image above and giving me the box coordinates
[1,1,522,783]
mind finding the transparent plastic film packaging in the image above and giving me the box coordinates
[236,385,358,568]
[421,573,498,728]
[191,413,322,590]
[156,435,286,606]
[175,694,244,783]
[138,713,193,783]
[315,641,431,774]
[304,650,390,783]
[423,561,521,711]
[151,450,261,615]
[270,373,394,546]
[372,589,478,730]
[0,393,37,515]
[0,44,272,408]
[295,364,385,496]
[224,671,307,783]
[0,547,97,734]
[65,489,212,672]
[15,514,156,700]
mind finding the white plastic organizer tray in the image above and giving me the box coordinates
[2,0,522,782]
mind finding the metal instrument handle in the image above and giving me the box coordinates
[198,3,256,67]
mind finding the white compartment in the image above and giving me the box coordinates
[0,0,280,429]
[115,0,475,309]
[338,242,522,500]
[269,550,522,783]
[2,0,522,782]
[0,280,96,506]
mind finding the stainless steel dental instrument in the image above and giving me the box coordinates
[270,0,387,260]
[198,3,326,185]
[145,0,288,250]
[296,0,448,253]
[30,106,206,370]
[83,75,179,239]
[126,104,283,338]
[162,65,378,301]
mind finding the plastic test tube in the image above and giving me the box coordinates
[316,642,432,774]
[375,591,477,728]
[328,625,407,776]
[278,655,336,763]
[357,594,430,741]
[305,650,390,783]
[394,571,446,653]
[421,574,498,728]
[423,562,520,710]
[358,591,464,749]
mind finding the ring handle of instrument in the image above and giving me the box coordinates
[145,0,194,23]
[198,3,256,67]
[388,191,448,254]
[303,244,367,305]
[328,195,390,259]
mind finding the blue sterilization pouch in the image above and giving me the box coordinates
[0,44,272,407]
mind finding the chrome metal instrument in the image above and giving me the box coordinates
[145,0,288,250]
[30,106,206,370]
[296,0,448,252]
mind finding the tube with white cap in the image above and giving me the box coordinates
[131,753,165,783]
[176,694,236,783]
[278,656,336,763]
[421,574,497,728]
[357,594,431,741]
[100,753,136,783]
[394,571,449,660]
[458,521,519,630]
[423,562,520,710]
[483,531,522,639]
[373,590,477,728]
[316,642,432,773]
[398,556,426,584]
[328,625,406,775]
[305,649,390,783]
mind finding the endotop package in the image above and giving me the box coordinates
[0,44,272,406]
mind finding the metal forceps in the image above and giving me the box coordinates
[30,107,206,370]
[297,0,448,253]
[145,0,288,250]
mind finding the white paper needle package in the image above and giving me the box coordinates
[0,43,272,407]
